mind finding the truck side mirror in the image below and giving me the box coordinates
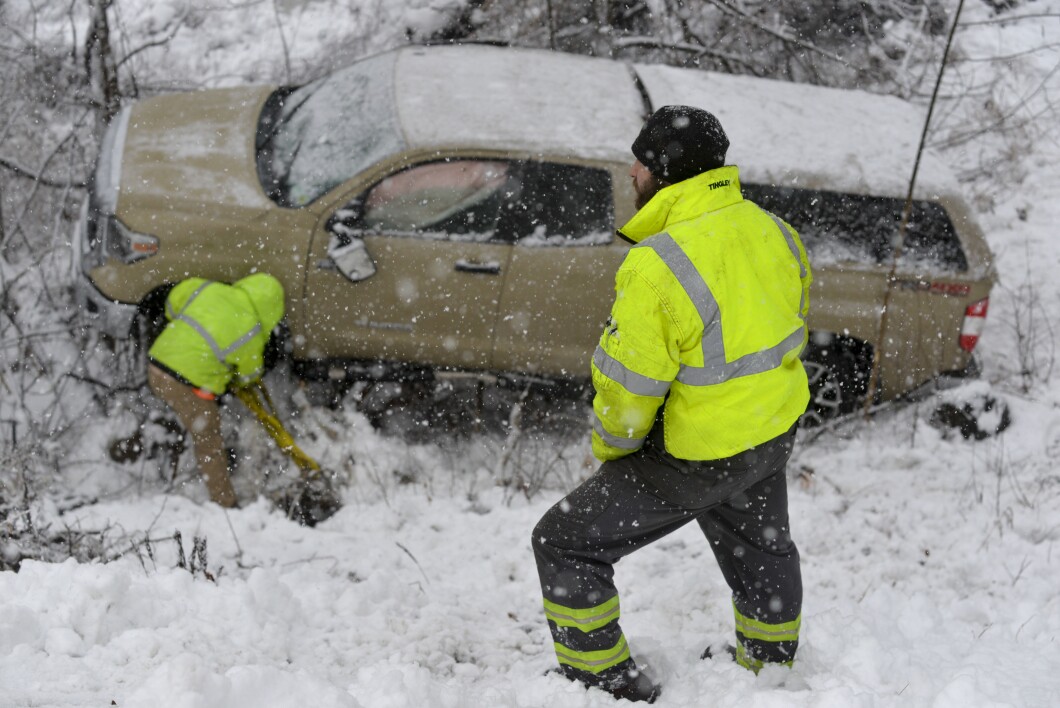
[327,232,376,282]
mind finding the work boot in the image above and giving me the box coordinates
[608,669,660,703]
[703,643,794,674]
[551,666,660,704]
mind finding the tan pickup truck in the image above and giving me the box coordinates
[74,44,995,424]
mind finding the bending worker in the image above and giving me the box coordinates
[147,273,285,508]
[532,105,812,702]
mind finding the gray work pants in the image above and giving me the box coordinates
[532,425,801,686]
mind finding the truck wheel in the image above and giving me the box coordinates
[134,287,171,352]
[802,359,843,427]
[800,337,872,427]
[111,287,170,389]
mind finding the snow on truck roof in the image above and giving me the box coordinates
[392,45,956,200]
[394,45,646,163]
[635,63,957,199]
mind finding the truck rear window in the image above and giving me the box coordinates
[742,183,968,272]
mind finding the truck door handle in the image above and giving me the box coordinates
[454,259,501,275]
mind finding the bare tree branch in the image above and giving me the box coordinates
[115,14,186,71]
[84,0,121,128]
[702,0,852,68]
[611,36,758,69]
[1,110,90,254]
[959,13,1060,27]
[271,0,292,83]
[957,42,1060,63]
[0,155,85,190]
[931,59,1060,150]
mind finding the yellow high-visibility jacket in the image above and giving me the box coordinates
[591,165,812,461]
[148,274,285,395]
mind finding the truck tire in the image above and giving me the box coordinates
[800,336,872,427]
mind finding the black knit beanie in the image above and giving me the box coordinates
[631,105,729,183]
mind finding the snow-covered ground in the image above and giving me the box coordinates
[2,1,1059,707]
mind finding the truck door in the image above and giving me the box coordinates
[303,159,516,371]
[492,161,627,378]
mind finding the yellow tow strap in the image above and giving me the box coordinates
[234,383,321,473]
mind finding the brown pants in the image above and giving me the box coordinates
[147,364,237,508]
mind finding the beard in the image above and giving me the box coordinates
[633,173,667,211]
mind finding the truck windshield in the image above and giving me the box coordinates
[256,52,405,208]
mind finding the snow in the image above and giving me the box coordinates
[395,45,645,161]
[635,64,958,200]
[5,398,1060,707]
[4,1,1060,707]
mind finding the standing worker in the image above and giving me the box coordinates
[147,273,285,508]
[532,105,812,702]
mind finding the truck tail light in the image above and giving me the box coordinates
[960,298,989,352]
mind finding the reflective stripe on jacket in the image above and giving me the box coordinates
[148,276,283,394]
[591,165,812,462]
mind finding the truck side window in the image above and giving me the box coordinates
[742,183,968,272]
[359,160,512,241]
[501,162,614,246]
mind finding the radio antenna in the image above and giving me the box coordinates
[863,0,967,418]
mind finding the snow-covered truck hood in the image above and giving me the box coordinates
[116,85,276,216]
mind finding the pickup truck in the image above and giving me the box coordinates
[74,44,996,425]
